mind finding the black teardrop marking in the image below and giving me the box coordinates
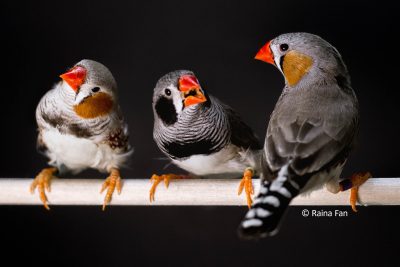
[279,55,285,71]
[155,96,177,125]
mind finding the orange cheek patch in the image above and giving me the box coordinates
[282,50,313,86]
[73,92,114,119]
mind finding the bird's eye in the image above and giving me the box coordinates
[91,87,100,93]
[165,88,171,96]
[280,44,289,52]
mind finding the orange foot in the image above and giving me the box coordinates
[149,174,187,202]
[100,168,122,211]
[340,172,372,212]
[238,167,255,208]
[30,167,57,210]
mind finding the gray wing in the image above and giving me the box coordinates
[223,104,262,150]
[265,84,359,177]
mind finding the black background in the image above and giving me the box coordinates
[1,1,399,266]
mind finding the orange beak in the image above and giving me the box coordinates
[255,40,275,65]
[60,66,87,92]
[178,75,207,107]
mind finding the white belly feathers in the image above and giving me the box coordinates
[172,144,252,177]
[42,128,127,173]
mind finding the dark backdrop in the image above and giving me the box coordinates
[1,1,399,266]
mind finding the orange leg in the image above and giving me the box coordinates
[340,172,372,212]
[30,167,57,210]
[149,174,188,202]
[100,168,122,211]
[238,167,255,209]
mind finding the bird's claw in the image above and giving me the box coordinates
[30,167,57,210]
[100,168,122,211]
[149,174,187,202]
[238,168,254,208]
[350,187,359,212]
[341,172,372,212]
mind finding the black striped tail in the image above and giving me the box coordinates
[238,166,307,239]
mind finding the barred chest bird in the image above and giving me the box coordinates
[151,70,262,206]
[239,33,371,239]
[32,59,132,210]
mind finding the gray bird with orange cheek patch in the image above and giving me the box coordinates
[33,59,132,210]
[239,33,371,239]
[150,70,263,207]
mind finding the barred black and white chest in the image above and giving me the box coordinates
[153,95,231,161]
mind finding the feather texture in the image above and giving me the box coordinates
[153,71,261,177]
[36,60,131,174]
[240,32,359,239]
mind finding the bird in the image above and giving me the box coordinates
[32,59,132,210]
[238,32,371,239]
[150,70,263,207]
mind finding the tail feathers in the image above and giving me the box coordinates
[238,164,305,239]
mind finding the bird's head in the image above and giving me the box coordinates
[255,32,347,87]
[152,70,207,126]
[60,59,117,119]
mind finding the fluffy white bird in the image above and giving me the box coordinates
[32,59,132,210]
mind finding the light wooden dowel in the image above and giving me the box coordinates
[0,178,398,206]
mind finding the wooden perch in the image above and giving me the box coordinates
[0,178,398,206]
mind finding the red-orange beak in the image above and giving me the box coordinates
[59,66,87,92]
[178,75,207,107]
[255,40,275,65]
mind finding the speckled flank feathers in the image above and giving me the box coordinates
[33,59,132,209]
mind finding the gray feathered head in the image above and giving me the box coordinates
[255,32,349,87]
[59,59,118,118]
[152,70,208,125]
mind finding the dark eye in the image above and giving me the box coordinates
[280,43,289,52]
[91,87,100,93]
[165,88,171,96]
